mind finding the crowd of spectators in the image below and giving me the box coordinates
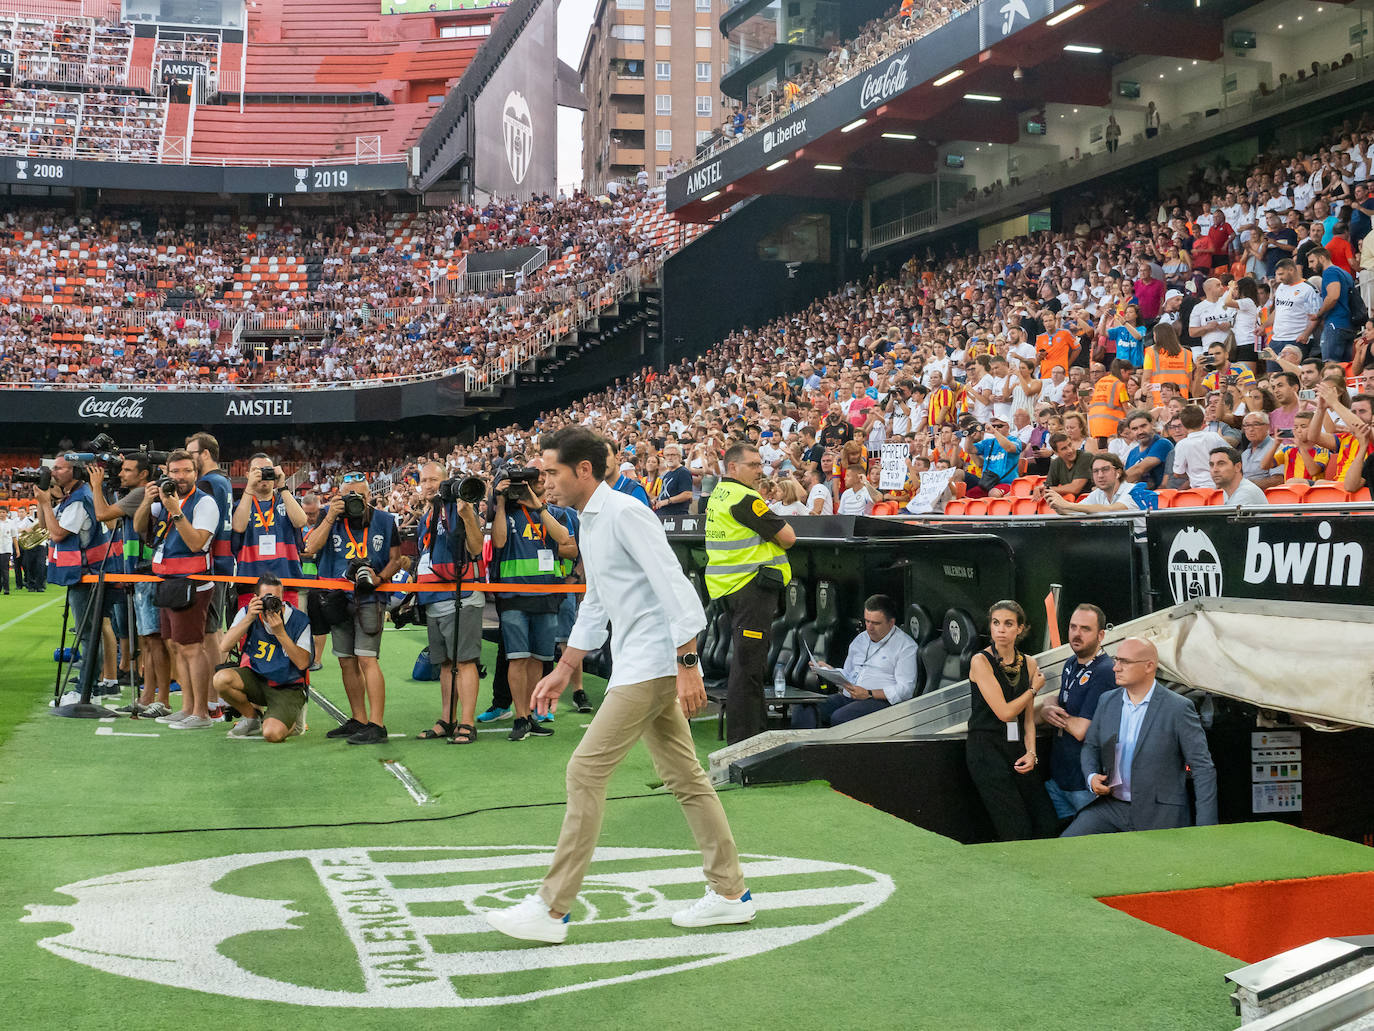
[0,187,676,387]
[433,120,1374,515]
[699,0,976,166]
[1,13,133,86]
[0,85,165,161]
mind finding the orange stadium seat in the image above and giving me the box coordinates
[986,498,1014,516]
[1265,486,1307,505]
[1167,489,1219,508]
[1302,485,1361,505]
[870,501,900,516]
[963,498,990,516]
[943,499,968,515]
[1011,497,1040,515]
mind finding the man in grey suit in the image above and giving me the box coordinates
[1062,636,1217,836]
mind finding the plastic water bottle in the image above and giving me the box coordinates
[773,660,788,698]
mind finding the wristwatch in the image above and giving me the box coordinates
[676,653,700,668]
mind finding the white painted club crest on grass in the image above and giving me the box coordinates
[22,845,894,1007]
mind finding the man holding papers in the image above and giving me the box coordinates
[793,595,919,728]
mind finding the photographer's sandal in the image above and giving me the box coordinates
[417,720,455,740]
[449,723,477,745]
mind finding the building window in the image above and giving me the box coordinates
[616,0,644,8]
[695,28,712,49]
[696,0,712,10]
[655,61,670,80]
[657,167,670,182]
[655,94,672,115]
[655,25,671,46]
[696,95,712,117]
[696,129,714,146]
[696,61,711,82]
[655,0,671,8]
[439,24,491,37]
[611,24,645,41]
[656,129,672,151]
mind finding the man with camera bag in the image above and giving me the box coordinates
[491,462,576,743]
[232,454,308,612]
[214,574,313,742]
[90,454,173,718]
[134,450,218,729]
[36,454,118,699]
[413,462,484,743]
[304,473,402,745]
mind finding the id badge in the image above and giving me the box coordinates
[1006,721,1020,743]
[537,548,555,573]
[258,534,277,558]
[417,552,434,577]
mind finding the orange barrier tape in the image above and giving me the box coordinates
[79,572,585,594]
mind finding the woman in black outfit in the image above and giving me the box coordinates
[965,600,1058,841]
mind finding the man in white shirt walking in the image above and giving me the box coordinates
[486,428,753,946]
[1167,406,1229,489]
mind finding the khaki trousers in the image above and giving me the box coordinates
[540,676,746,914]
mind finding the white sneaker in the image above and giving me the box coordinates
[155,710,191,724]
[49,690,82,707]
[227,717,263,738]
[671,888,756,928]
[169,715,215,729]
[484,894,570,944]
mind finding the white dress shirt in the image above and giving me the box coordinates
[1171,429,1229,488]
[567,481,706,690]
[839,624,920,705]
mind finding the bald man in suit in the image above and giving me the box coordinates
[1062,637,1217,836]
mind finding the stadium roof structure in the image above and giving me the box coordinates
[666,0,1254,222]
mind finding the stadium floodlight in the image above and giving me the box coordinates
[1063,44,1102,54]
[766,158,789,170]
[933,69,964,86]
[701,190,722,201]
[881,132,918,141]
[814,163,843,171]
[963,93,1002,102]
[840,118,867,133]
[1046,4,1085,27]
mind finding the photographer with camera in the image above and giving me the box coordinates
[231,454,308,612]
[89,453,173,719]
[297,490,328,671]
[185,434,235,717]
[304,473,402,745]
[412,462,484,744]
[134,450,219,729]
[214,574,313,742]
[35,454,118,700]
[491,460,576,742]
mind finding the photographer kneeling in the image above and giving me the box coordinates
[215,574,313,741]
[304,473,401,745]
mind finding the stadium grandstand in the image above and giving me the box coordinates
[2,1,1374,1029]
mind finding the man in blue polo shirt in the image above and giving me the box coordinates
[963,415,1023,496]
[1123,409,1174,490]
[1040,603,1116,820]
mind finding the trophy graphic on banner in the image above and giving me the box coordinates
[15,160,28,180]
[294,168,308,193]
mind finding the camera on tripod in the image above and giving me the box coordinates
[438,475,486,505]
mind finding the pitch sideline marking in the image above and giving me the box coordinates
[0,595,63,633]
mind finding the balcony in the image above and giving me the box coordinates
[612,111,645,131]
[608,39,645,63]
[611,145,645,166]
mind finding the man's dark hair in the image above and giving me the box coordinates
[723,442,759,468]
[1277,371,1300,388]
[1353,393,1374,409]
[863,594,898,621]
[255,573,283,593]
[1126,409,1153,427]
[1072,603,1106,632]
[249,452,271,464]
[186,432,220,462]
[1048,432,1070,448]
[123,453,153,478]
[541,428,608,481]
[1308,246,1330,261]
[1275,257,1296,272]
[166,448,195,468]
[1092,451,1125,474]
[1333,221,1349,236]
[1300,356,1322,371]
[1179,406,1205,430]
[1210,446,1243,466]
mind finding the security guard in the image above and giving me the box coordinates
[705,442,796,744]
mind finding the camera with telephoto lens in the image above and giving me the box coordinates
[495,467,540,498]
[260,594,283,617]
[438,475,485,505]
[346,559,379,598]
[12,466,52,490]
